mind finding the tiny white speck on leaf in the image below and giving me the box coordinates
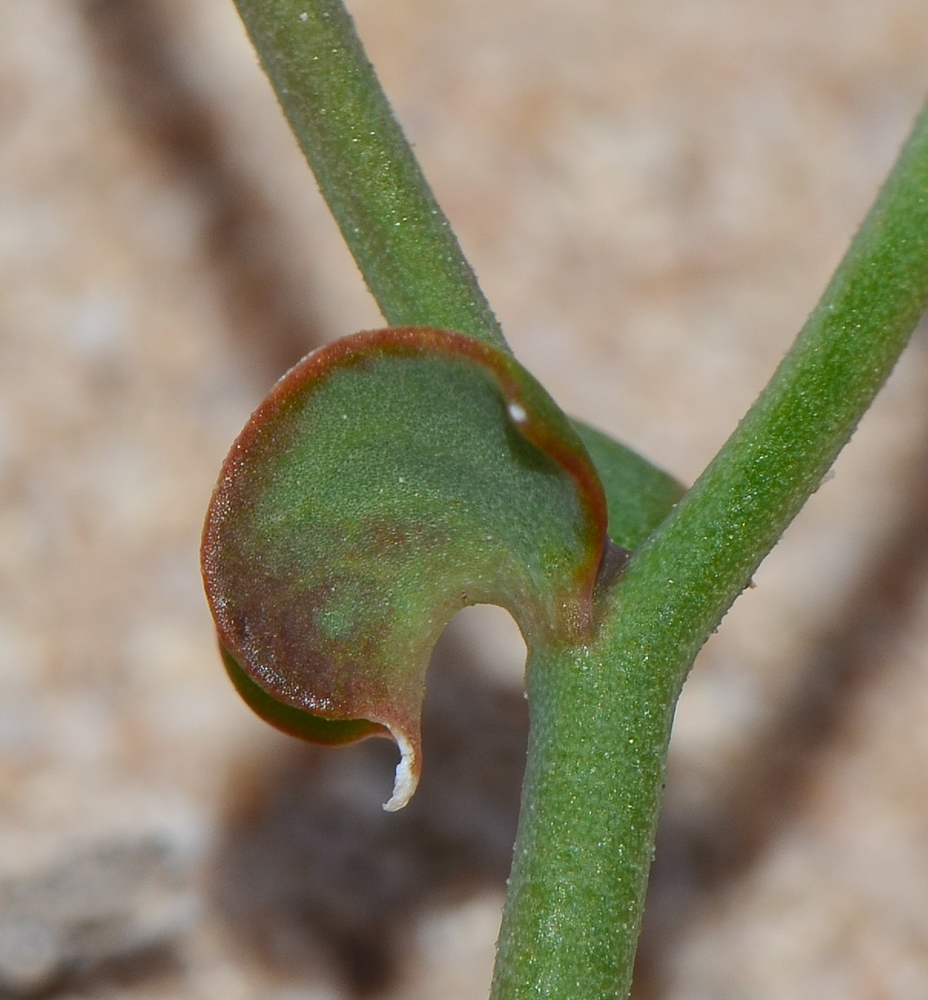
[299,10,308,20]
[508,402,527,423]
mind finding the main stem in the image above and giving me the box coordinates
[493,96,928,998]
[230,1,928,996]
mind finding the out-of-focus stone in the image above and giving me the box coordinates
[0,837,198,995]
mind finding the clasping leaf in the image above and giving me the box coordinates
[202,328,618,809]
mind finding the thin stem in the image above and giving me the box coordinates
[232,0,506,349]
[492,94,928,999]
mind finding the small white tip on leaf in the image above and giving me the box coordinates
[383,729,417,811]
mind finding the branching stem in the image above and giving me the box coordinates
[494,96,928,998]
[230,2,928,996]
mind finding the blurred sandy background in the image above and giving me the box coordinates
[2,0,928,997]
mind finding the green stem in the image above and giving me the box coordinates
[229,1,928,996]
[492,95,928,999]
[231,0,506,349]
